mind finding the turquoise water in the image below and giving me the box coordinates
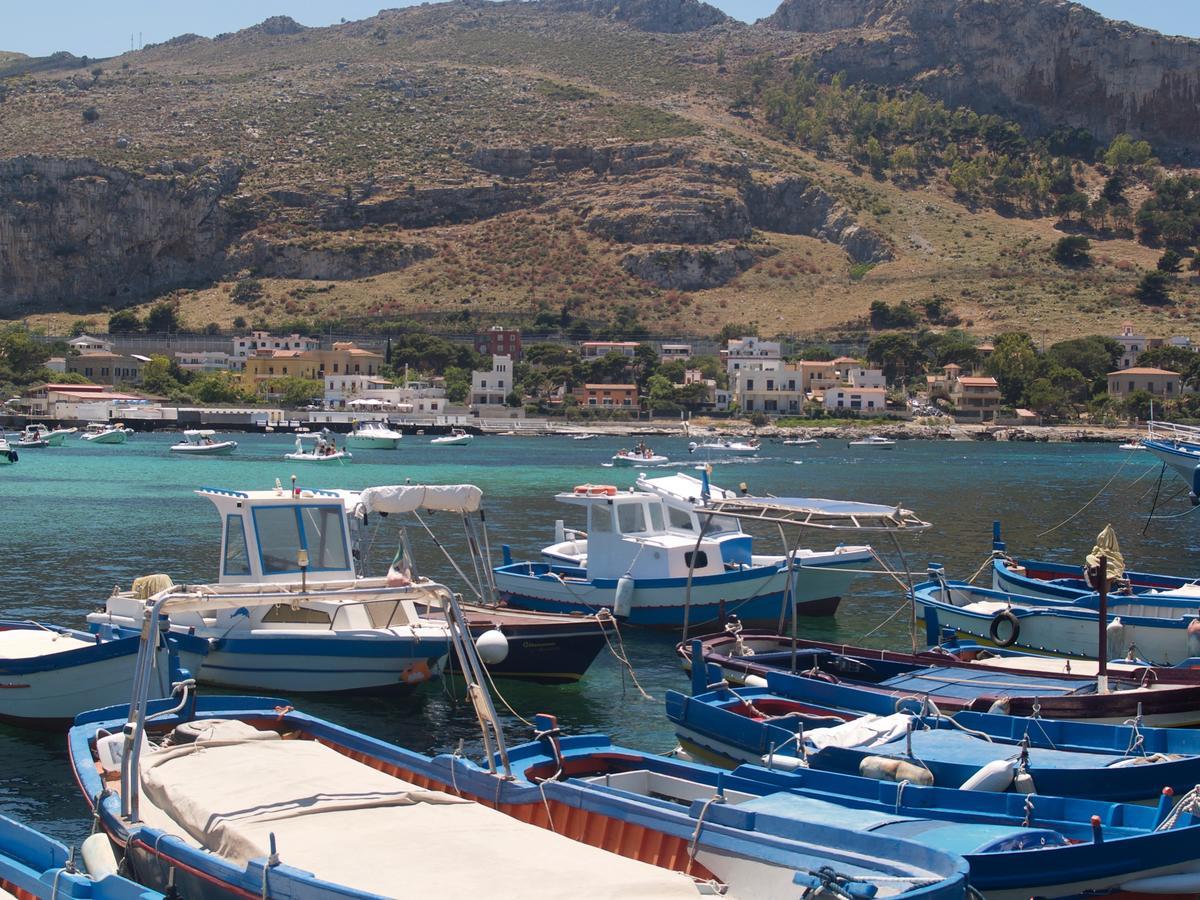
[1,431,1195,844]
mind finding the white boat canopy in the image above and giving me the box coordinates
[183,429,216,437]
[356,483,483,516]
[703,495,930,532]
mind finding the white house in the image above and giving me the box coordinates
[723,337,781,375]
[470,355,512,407]
[324,374,447,413]
[1115,323,1147,370]
[68,334,114,353]
[233,331,320,359]
[175,351,241,373]
[823,385,887,415]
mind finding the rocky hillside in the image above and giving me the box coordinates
[0,0,1198,341]
[765,0,1200,156]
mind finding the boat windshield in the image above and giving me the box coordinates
[252,504,350,574]
[224,515,251,577]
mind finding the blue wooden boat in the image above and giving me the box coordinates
[505,720,1200,900]
[665,668,1200,801]
[69,696,969,900]
[1143,420,1200,501]
[0,812,159,899]
[678,628,1200,727]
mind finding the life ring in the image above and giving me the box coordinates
[573,484,616,497]
[989,610,1021,647]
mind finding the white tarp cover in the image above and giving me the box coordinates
[0,628,93,660]
[803,713,914,752]
[138,731,699,899]
[357,483,482,515]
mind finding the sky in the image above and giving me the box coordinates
[2,0,1198,59]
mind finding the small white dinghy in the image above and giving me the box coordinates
[0,437,17,465]
[782,438,819,447]
[284,432,352,462]
[848,435,896,448]
[170,429,238,455]
[611,440,667,466]
[689,438,760,457]
[431,428,473,446]
[79,422,132,444]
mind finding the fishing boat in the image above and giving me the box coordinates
[782,438,819,447]
[0,437,16,465]
[17,424,74,447]
[0,812,160,899]
[345,421,403,449]
[666,670,1200,802]
[611,444,668,466]
[495,477,916,629]
[688,438,760,456]
[88,482,608,690]
[506,724,1200,900]
[68,593,970,900]
[0,618,204,727]
[79,423,132,444]
[1143,420,1200,500]
[848,435,896,448]
[678,627,1200,726]
[540,472,875,618]
[168,430,238,456]
[430,427,473,446]
[283,432,351,462]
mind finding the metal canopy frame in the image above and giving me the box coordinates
[702,496,931,533]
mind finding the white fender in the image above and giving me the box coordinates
[859,756,934,786]
[613,575,635,618]
[744,674,769,688]
[81,833,120,879]
[762,753,807,772]
[959,758,1015,792]
[475,628,509,665]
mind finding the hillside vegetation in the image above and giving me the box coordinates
[1,0,1199,343]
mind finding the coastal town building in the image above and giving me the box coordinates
[580,341,639,359]
[174,351,241,373]
[233,331,320,360]
[952,376,1003,422]
[1113,322,1196,369]
[576,384,639,407]
[241,342,383,394]
[66,351,151,386]
[325,374,447,414]
[67,334,114,354]
[474,326,522,362]
[660,343,693,363]
[470,355,512,407]
[822,365,889,415]
[1106,367,1181,399]
[20,383,159,421]
[723,337,782,375]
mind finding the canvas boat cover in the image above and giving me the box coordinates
[356,484,483,516]
[704,496,929,531]
[136,722,698,898]
[1085,524,1127,583]
[0,628,93,660]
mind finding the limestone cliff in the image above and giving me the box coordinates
[535,0,729,33]
[764,0,1200,154]
[0,157,240,311]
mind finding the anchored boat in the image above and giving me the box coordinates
[168,430,238,455]
[1143,420,1200,501]
[17,424,75,447]
[688,438,760,457]
[345,421,402,449]
[430,428,473,446]
[283,431,351,462]
[0,436,16,465]
[80,423,132,444]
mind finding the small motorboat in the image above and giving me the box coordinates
[678,628,1200,726]
[169,429,238,455]
[667,673,1200,802]
[0,811,160,899]
[345,421,403,449]
[688,438,760,456]
[283,432,352,462]
[430,428,473,446]
[611,440,667,466]
[848,435,895,448]
[571,433,597,441]
[0,436,17,465]
[15,424,72,448]
[1119,440,1145,451]
[0,617,204,727]
[79,422,132,444]
[782,437,819,447]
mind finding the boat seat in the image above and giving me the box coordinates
[136,725,699,899]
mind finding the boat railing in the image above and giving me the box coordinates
[1147,421,1200,446]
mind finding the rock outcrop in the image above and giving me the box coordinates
[764,0,1200,154]
[538,0,729,33]
[0,157,241,311]
[229,238,435,280]
[621,244,755,289]
[743,176,892,263]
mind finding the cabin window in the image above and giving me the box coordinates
[684,551,709,569]
[646,503,665,532]
[254,507,305,574]
[616,503,648,535]
[252,504,349,574]
[667,506,694,531]
[262,604,332,624]
[299,505,350,571]
[223,515,251,576]
[590,503,614,533]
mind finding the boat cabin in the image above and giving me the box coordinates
[556,486,751,580]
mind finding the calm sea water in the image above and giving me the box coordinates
[0,431,1195,845]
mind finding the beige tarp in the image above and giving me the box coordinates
[1085,524,1127,583]
[137,727,699,899]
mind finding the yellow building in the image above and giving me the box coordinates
[242,342,384,394]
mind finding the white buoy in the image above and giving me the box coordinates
[959,758,1015,792]
[744,674,769,688]
[81,833,120,879]
[475,628,509,665]
[613,575,635,618]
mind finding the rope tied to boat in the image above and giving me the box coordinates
[796,866,942,899]
[595,609,654,701]
[687,793,726,874]
[1123,713,1146,757]
[1021,794,1035,827]
[1156,785,1200,831]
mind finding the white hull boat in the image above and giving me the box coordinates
[284,432,352,462]
[430,428,473,446]
[849,435,896,448]
[0,619,203,726]
[688,439,760,456]
[783,438,819,447]
[1143,421,1200,500]
[346,422,403,449]
[169,430,238,455]
[16,425,74,448]
[0,438,16,465]
[80,423,132,444]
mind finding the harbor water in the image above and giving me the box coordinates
[1,431,1194,845]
